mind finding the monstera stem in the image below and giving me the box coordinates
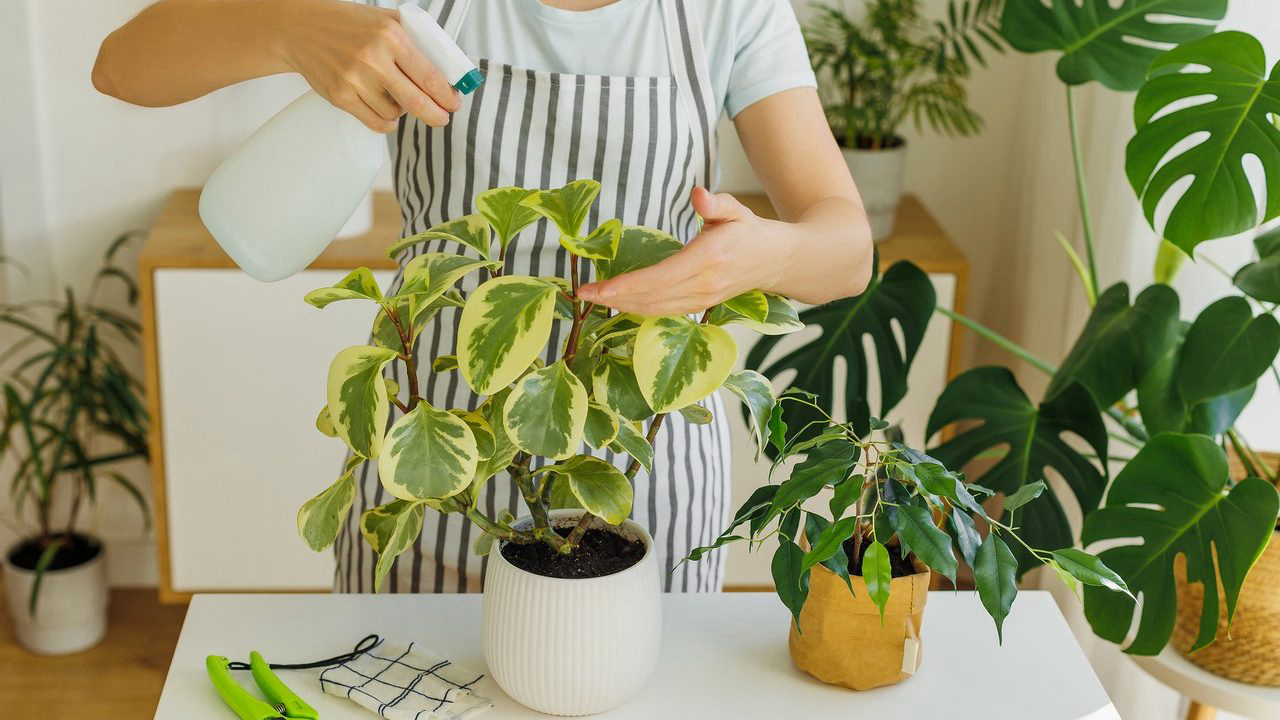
[1066,86,1101,302]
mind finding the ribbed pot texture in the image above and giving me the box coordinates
[482,511,662,716]
[3,537,108,655]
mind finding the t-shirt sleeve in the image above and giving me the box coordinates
[723,0,817,118]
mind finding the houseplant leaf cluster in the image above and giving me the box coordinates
[299,180,796,591]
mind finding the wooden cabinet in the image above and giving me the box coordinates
[140,190,966,600]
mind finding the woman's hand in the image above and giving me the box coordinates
[281,0,460,132]
[577,188,790,317]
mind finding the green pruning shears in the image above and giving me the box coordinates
[206,653,319,720]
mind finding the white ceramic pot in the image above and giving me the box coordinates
[843,144,907,242]
[3,536,108,655]
[483,511,662,716]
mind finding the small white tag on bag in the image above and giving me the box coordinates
[902,636,921,675]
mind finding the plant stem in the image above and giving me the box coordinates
[1226,428,1263,481]
[935,306,1056,375]
[384,304,421,410]
[1066,86,1101,301]
[1105,407,1149,444]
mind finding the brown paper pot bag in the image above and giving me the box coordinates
[789,556,930,691]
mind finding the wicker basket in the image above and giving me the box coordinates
[1172,451,1280,686]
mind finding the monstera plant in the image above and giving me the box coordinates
[749,0,1280,659]
[297,180,791,590]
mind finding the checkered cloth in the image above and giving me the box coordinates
[319,640,492,720]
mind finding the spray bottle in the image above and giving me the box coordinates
[198,2,482,282]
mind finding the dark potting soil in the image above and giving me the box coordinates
[501,527,645,580]
[7,533,102,572]
[843,537,918,578]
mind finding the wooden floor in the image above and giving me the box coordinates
[0,587,187,720]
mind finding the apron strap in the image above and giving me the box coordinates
[660,0,717,189]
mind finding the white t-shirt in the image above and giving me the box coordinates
[379,0,816,119]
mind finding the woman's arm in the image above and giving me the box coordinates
[578,87,874,316]
[92,0,459,132]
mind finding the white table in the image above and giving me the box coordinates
[1132,648,1280,720]
[156,591,1117,719]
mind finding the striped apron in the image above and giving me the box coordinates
[336,0,732,593]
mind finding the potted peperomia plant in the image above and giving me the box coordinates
[0,235,151,655]
[752,0,1280,685]
[688,391,1130,690]
[804,0,1004,240]
[297,179,791,715]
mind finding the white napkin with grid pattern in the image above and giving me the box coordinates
[319,640,492,720]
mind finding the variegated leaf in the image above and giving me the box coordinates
[316,405,338,437]
[477,187,540,253]
[595,226,683,280]
[609,420,653,474]
[360,500,425,592]
[327,346,398,458]
[378,402,478,501]
[472,508,516,556]
[722,291,769,323]
[296,458,359,551]
[541,455,633,525]
[678,403,713,425]
[521,179,601,238]
[452,409,495,460]
[560,218,621,261]
[458,276,559,395]
[591,353,653,421]
[504,361,587,460]
[371,291,462,352]
[397,253,500,303]
[585,402,620,449]
[473,388,519,488]
[433,355,458,372]
[633,317,737,413]
[722,369,776,459]
[386,214,492,260]
[710,292,803,335]
[304,267,384,308]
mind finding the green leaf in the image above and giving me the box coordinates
[584,402,619,449]
[378,402,478,501]
[709,291,803,335]
[927,367,1107,575]
[1047,283,1180,408]
[829,474,862,521]
[889,504,957,583]
[722,369,776,460]
[521,179,601,238]
[608,420,653,474]
[594,226,682,280]
[677,403,713,425]
[326,346,398,459]
[386,214,493,261]
[950,507,982,567]
[560,218,621,261]
[682,534,745,563]
[359,500,425,592]
[722,291,769,323]
[504,361,587,460]
[633,316,737,413]
[1003,480,1045,513]
[1137,320,1259,436]
[1154,240,1188,286]
[1000,0,1225,91]
[476,187,539,253]
[748,260,932,442]
[315,405,338,437]
[1051,548,1131,598]
[297,463,358,551]
[396,253,500,303]
[1082,433,1280,655]
[371,292,460,352]
[304,268,383,308]
[805,513,855,595]
[862,540,892,621]
[27,539,65,616]
[591,354,654,422]
[767,403,787,454]
[1234,228,1280,303]
[772,455,852,516]
[475,388,519,482]
[1176,296,1280,407]
[802,516,859,574]
[1127,32,1280,251]
[542,455,633,525]
[432,355,458,373]
[973,532,1019,642]
[457,276,559,395]
[772,540,810,622]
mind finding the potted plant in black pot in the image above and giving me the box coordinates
[804,0,1003,240]
[0,236,150,655]
[297,179,792,715]
[688,391,1129,690]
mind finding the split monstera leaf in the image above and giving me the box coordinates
[297,180,796,590]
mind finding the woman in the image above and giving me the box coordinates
[95,0,873,593]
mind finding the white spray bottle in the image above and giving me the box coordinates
[198,2,482,282]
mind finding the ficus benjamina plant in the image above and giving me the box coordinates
[686,390,1131,639]
[296,180,798,590]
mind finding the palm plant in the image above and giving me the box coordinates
[0,235,151,612]
[805,0,1005,149]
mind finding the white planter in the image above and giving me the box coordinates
[843,144,907,242]
[3,537,108,655]
[483,511,662,716]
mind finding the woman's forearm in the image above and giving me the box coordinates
[757,195,874,305]
[93,0,294,106]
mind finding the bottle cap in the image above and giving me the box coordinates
[453,69,485,95]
